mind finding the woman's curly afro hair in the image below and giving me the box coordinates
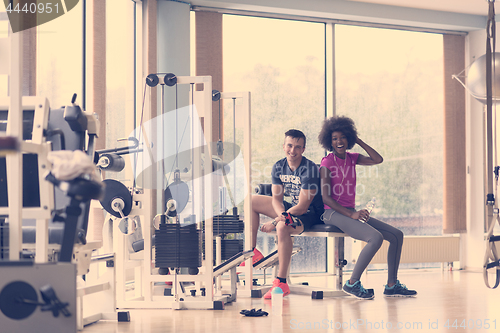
[318,116,358,152]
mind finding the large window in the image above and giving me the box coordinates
[0,4,82,109]
[223,17,445,273]
[0,8,9,96]
[223,15,327,273]
[335,25,444,237]
[37,3,83,109]
[106,0,136,182]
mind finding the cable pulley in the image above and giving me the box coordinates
[146,74,159,87]
[145,73,177,87]
[164,73,177,87]
[212,90,221,101]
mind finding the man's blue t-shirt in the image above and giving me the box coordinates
[271,156,324,216]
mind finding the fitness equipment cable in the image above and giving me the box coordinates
[483,0,500,289]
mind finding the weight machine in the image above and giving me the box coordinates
[0,93,127,330]
[211,90,254,298]
[0,30,125,331]
[453,0,500,288]
[102,74,254,309]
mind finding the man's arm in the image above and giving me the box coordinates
[261,183,315,233]
[271,184,286,217]
[287,188,316,216]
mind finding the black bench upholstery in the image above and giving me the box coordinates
[308,223,343,233]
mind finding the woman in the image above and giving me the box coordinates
[318,116,416,300]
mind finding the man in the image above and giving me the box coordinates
[248,129,324,298]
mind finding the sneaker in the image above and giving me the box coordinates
[343,280,374,300]
[240,248,264,267]
[263,278,290,299]
[383,280,417,297]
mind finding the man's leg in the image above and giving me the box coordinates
[275,219,304,281]
[262,216,304,299]
[250,195,278,248]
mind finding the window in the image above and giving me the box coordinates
[335,25,444,236]
[37,3,83,109]
[335,25,444,269]
[223,18,445,273]
[106,0,136,182]
[223,15,327,273]
[0,8,8,96]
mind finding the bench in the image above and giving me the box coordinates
[254,184,349,299]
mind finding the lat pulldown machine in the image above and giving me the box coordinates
[102,74,254,309]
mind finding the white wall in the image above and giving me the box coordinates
[465,28,487,270]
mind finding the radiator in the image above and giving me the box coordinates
[361,235,460,264]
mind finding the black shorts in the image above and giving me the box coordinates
[283,202,322,234]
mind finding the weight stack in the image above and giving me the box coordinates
[201,238,244,263]
[215,239,243,261]
[0,219,7,259]
[212,214,244,235]
[155,223,201,271]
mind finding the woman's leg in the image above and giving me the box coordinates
[322,209,383,282]
[365,217,404,285]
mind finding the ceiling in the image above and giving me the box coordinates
[348,0,488,16]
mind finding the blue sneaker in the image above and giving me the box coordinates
[343,280,374,300]
[384,280,417,297]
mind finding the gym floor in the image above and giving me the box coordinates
[82,269,500,333]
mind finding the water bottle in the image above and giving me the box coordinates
[359,197,376,223]
[271,287,284,316]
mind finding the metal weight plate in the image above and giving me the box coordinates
[0,281,38,320]
[100,179,133,218]
[164,180,189,217]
